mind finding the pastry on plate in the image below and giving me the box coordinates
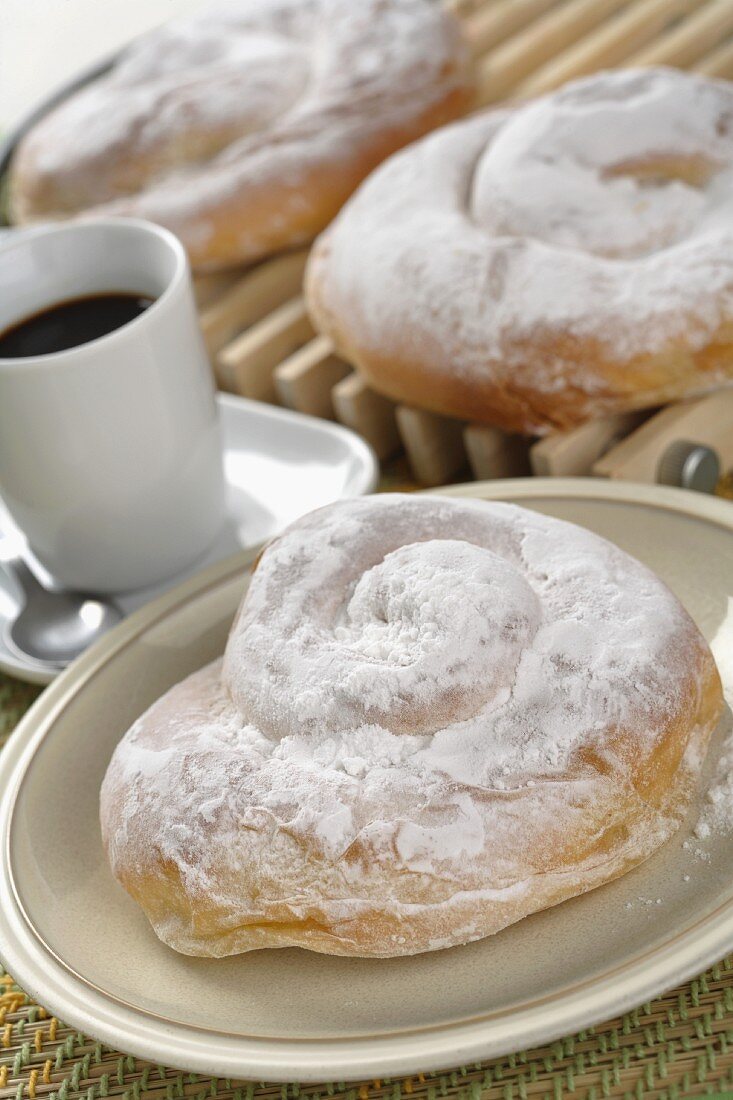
[307,68,733,433]
[100,495,722,957]
[8,0,473,271]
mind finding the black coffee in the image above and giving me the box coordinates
[0,292,155,358]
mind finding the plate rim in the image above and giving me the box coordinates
[1,478,732,1081]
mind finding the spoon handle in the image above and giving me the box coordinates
[1,554,45,602]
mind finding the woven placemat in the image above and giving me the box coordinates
[2,673,733,1100]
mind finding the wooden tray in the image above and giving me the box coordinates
[192,0,733,487]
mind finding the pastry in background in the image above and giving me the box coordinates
[100,494,722,958]
[9,0,473,271]
[307,68,733,434]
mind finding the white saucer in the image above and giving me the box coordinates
[0,393,377,684]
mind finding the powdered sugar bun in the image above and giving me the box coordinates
[100,495,722,958]
[9,0,473,271]
[307,68,733,434]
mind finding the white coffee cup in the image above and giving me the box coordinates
[0,218,226,593]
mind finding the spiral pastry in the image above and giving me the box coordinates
[307,67,733,434]
[100,496,722,957]
[8,0,472,271]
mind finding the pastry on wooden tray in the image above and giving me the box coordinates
[307,68,733,433]
[8,0,473,271]
[100,495,722,958]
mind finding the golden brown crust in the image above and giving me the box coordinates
[104,89,472,273]
[100,496,724,958]
[306,314,733,435]
[103,659,721,958]
[306,69,733,434]
[8,0,474,272]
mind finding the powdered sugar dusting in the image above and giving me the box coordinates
[100,496,719,956]
[472,69,733,260]
[308,68,733,432]
[12,0,472,265]
[224,495,702,785]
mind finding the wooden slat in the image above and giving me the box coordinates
[200,250,308,363]
[444,0,491,17]
[474,0,633,106]
[517,0,704,96]
[273,336,351,419]
[463,425,532,480]
[216,296,313,403]
[530,412,648,477]
[396,406,468,486]
[694,35,733,76]
[628,0,733,68]
[192,269,244,309]
[464,0,561,61]
[188,0,733,489]
[593,391,733,481]
[331,373,401,460]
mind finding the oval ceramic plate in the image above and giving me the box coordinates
[1,479,732,1082]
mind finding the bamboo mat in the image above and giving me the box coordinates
[2,672,733,1100]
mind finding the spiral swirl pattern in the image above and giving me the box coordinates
[224,494,706,782]
[308,67,733,433]
[226,512,541,739]
[101,495,722,957]
[471,69,729,260]
[10,0,472,271]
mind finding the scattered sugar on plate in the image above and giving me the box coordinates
[683,837,712,862]
[625,896,664,910]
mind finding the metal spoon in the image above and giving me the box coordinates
[2,553,123,669]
